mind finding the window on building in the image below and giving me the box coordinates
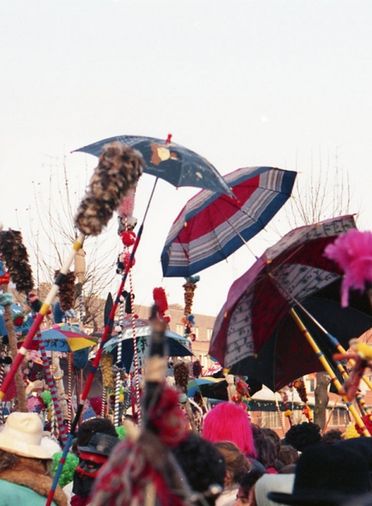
[194,327,199,339]
[176,324,184,335]
[262,410,281,429]
[308,378,315,392]
[206,328,213,341]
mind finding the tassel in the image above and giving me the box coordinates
[75,142,143,236]
[55,270,76,311]
[0,230,34,294]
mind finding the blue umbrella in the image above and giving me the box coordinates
[74,135,232,195]
[103,319,192,372]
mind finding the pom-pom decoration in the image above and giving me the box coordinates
[174,361,189,393]
[55,270,76,311]
[120,230,136,247]
[0,230,34,294]
[101,353,115,389]
[324,229,372,307]
[153,287,170,322]
[52,452,79,488]
[75,142,143,236]
[192,360,202,378]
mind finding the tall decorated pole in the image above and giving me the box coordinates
[0,229,36,412]
[46,142,144,506]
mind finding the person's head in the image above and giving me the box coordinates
[74,417,117,452]
[0,412,56,462]
[268,443,371,505]
[322,429,343,445]
[234,460,265,505]
[254,428,281,470]
[278,444,299,472]
[172,433,226,506]
[215,441,251,488]
[202,402,256,457]
[73,432,119,498]
[284,422,321,452]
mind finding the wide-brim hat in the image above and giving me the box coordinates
[0,412,55,459]
[268,443,371,506]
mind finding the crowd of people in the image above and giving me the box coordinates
[0,399,371,506]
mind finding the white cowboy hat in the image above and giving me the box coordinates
[0,412,55,459]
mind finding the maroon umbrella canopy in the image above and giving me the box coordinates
[209,215,366,390]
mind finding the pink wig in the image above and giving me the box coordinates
[202,402,256,458]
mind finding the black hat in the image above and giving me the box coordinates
[268,443,371,506]
[78,432,119,457]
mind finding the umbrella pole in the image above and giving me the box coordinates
[294,301,372,394]
[291,308,370,437]
[0,234,85,402]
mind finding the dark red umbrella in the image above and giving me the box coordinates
[208,215,371,390]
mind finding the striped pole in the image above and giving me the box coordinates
[39,340,67,443]
[101,387,106,417]
[114,301,125,427]
[129,269,141,426]
[67,352,73,431]
[0,235,85,401]
[0,359,5,422]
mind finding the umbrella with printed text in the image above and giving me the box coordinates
[74,134,232,195]
[208,215,372,390]
[161,166,296,277]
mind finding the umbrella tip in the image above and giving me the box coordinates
[166,133,172,144]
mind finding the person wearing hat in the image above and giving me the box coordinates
[267,443,371,506]
[71,431,119,506]
[0,412,67,505]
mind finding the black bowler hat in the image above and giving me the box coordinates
[268,443,371,506]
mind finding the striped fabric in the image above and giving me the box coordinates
[161,167,297,277]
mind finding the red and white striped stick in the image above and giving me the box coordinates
[39,340,67,443]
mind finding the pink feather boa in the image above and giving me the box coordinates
[324,229,372,306]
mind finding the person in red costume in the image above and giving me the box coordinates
[71,432,118,506]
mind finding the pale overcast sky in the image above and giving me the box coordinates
[1,1,372,316]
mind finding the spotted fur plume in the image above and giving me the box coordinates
[174,361,189,393]
[0,230,34,294]
[55,270,76,311]
[75,142,144,236]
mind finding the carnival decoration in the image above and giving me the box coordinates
[209,216,371,436]
[75,134,232,195]
[161,166,296,277]
[0,230,35,412]
[324,229,372,307]
[89,306,193,506]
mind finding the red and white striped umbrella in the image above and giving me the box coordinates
[161,166,296,277]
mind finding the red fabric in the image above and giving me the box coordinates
[177,175,260,241]
[92,384,189,505]
[71,495,89,506]
[266,466,279,474]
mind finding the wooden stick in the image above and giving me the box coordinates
[291,308,370,437]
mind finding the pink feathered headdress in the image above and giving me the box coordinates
[202,401,256,458]
[324,229,372,307]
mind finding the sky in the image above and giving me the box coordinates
[1,0,372,317]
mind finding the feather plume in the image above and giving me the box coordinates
[0,230,34,294]
[75,142,143,236]
[325,229,372,306]
[55,270,76,311]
